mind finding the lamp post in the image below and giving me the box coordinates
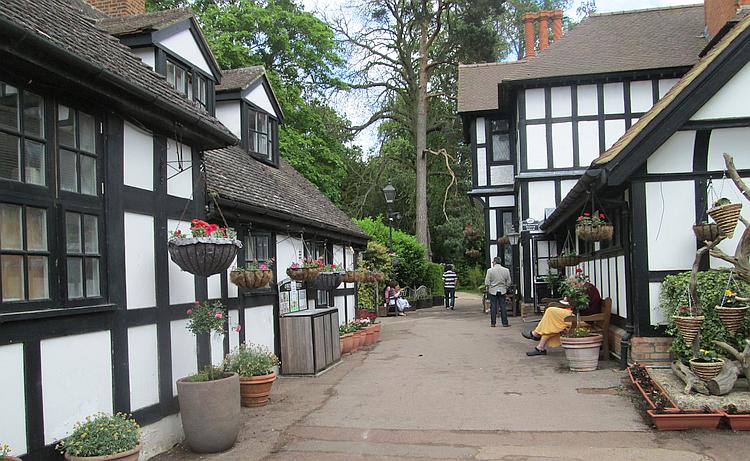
[382,183,396,252]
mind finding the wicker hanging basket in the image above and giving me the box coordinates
[692,223,722,242]
[230,270,274,290]
[707,203,742,238]
[168,237,241,277]
[557,255,581,267]
[309,272,344,290]
[548,258,561,269]
[715,305,748,335]
[286,267,321,282]
[342,271,356,283]
[576,224,614,242]
[673,315,704,345]
[689,358,725,381]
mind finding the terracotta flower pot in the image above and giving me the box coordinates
[689,358,725,381]
[707,202,742,238]
[177,373,240,453]
[647,409,723,430]
[372,323,381,342]
[561,334,603,372]
[64,445,141,461]
[672,315,704,345]
[350,331,360,352]
[715,305,748,335]
[239,371,276,408]
[356,330,366,349]
[627,366,678,409]
[342,333,353,353]
[725,412,750,431]
[364,326,376,345]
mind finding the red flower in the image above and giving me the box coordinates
[599,213,606,219]
[234,325,242,333]
[207,224,219,235]
[186,309,193,315]
[577,216,583,221]
[583,212,590,217]
[214,312,223,319]
[575,267,583,273]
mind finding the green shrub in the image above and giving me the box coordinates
[458,264,485,290]
[185,365,226,382]
[426,262,444,294]
[226,343,279,377]
[660,271,750,362]
[355,217,428,288]
[56,413,139,457]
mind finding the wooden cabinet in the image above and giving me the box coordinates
[279,308,340,375]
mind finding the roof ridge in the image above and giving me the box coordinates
[589,3,703,18]
[97,6,193,23]
[458,60,527,69]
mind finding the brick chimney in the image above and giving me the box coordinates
[522,12,538,58]
[539,11,550,52]
[705,0,750,38]
[551,10,564,42]
[522,9,564,58]
[88,0,146,17]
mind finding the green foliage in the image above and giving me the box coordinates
[357,241,392,308]
[694,348,722,363]
[426,263,444,294]
[660,271,750,362]
[560,272,589,314]
[185,365,226,382]
[458,265,485,290]
[186,301,226,335]
[225,343,279,377]
[56,413,139,457]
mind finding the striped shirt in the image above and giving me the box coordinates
[443,270,457,289]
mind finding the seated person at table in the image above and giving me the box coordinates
[385,281,410,316]
[521,276,601,356]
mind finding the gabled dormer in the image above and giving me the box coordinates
[97,7,222,114]
[214,67,285,167]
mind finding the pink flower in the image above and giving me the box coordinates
[260,263,267,270]
[215,312,223,319]
[234,325,242,332]
[186,309,193,315]
[208,311,213,316]
[194,301,200,305]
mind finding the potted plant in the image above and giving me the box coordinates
[55,413,140,461]
[627,364,677,409]
[707,198,742,238]
[176,301,240,453]
[1,444,22,461]
[286,257,322,282]
[339,324,354,354]
[309,263,344,290]
[349,322,362,353]
[724,404,750,431]
[693,220,721,242]
[716,288,748,335]
[560,271,603,372]
[689,348,725,381]
[230,258,274,290]
[647,406,723,431]
[225,343,279,408]
[168,219,242,276]
[575,211,613,242]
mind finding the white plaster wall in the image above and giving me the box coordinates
[551,122,574,168]
[168,219,196,305]
[244,305,275,351]
[334,295,346,324]
[710,177,750,269]
[603,82,624,114]
[646,181,695,271]
[551,86,571,118]
[630,80,653,113]
[211,331,225,366]
[123,121,153,191]
[617,255,627,318]
[607,257,618,314]
[346,294,356,323]
[215,101,241,139]
[604,119,626,150]
[560,179,578,200]
[488,195,514,208]
[166,139,193,199]
[577,84,598,116]
[128,324,159,410]
[277,235,303,272]
[692,61,750,120]
[0,344,26,455]
[658,78,680,98]
[124,212,156,309]
[489,165,514,185]
[525,88,546,120]
[476,147,487,186]
[140,414,183,460]
[707,127,750,171]
[649,282,667,325]
[227,256,238,298]
[525,124,547,169]
[489,209,497,240]
[577,120,600,167]
[476,117,486,144]
[646,130,696,174]
[157,29,213,76]
[490,243,499,260]
[527,181,556,222]
[229,309,240,350]
[333,244,344,269]
[208,271,222,299]
[170,319,197,395]
[132,47,155,70]
[244,83,277,118]
[41,331,112,443]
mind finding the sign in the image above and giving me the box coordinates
[279,279,307,314]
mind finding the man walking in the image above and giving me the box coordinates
[484,256,512,327]
[442,264,458,310]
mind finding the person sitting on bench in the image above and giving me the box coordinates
[385,281,410,316]
[522,272,601,356]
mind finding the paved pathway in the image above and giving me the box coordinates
[154,294,750,461]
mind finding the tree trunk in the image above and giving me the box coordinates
[707,360,741,395]
[415,17,430,259]
[672,361,709,395]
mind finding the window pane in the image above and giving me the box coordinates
[79,111,96,153]
[0,203,22,250]
[248,131,256,152]
[28,256,49,300]
[0,131,20,181]
[23,91,44,137]
[491,120,508,132]
[244,235,255,261]
[60,149,78,192]
[67,257,83,298]
[492,133,510,162]
[24,140,45,186]
[198,78,207,105]
[248,111,256,131]
[66,212,81,253]
[256,236,269,261]
[86,258,100,297]
[175,68,186,96]
[187,72,193,99]
[166,61,176,86]
[26,207,47,251]
[258,113,268,134]
[0,83,19,130]
[84,215,98,255]
[80,155,96,196]
[57,105,76,147]
[258,134,267,156]
[1,255,24,301]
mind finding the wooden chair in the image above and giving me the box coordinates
[566,297,612,360]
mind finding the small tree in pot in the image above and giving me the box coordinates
[56,413,140,461]
[560,270,604,372]
[225,343,280,408]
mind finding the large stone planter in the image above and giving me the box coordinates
[168,237,241,277]
[561,334,603,372]
[64,446,141,461]
[239,371,276,407]
[177,373,240,453]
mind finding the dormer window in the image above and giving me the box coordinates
[248,109,274,162]
[166,58,209,110]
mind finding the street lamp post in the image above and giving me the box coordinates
[382,183,396,252]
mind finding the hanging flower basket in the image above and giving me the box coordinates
[168,237,241,277]
[310,272,345,291]
[673,315,704,345]
[286,267,321,282]
[689,358,725,381]
[575,224,614,242]
[707,201,742,238]
[693,223,722,242]
[342,271,356,283]
[557,255,580,267]
[716,305,748,335]
[548,258,561,269]
[230,269,274,290]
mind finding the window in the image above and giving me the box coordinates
[1,204,49,302]
[166,60,192,98]
[196,75,207,109]
[247,109,274,162]
[65,212,101,299]
[0,83,46,186]
[490,119,511,163]
[244,233,271,263]
[58,105,98,196]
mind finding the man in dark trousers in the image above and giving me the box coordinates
[484,256,512,327]
[443,264,458,310]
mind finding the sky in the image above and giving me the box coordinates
[300,0,705,152]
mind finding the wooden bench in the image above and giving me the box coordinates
[566,297,612,360]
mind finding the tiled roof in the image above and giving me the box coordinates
[216,66,265,92]
[0,0,235,146]
[67,0,108,20]
[458,5,707,113]
[96,7,193,36]
[204,146,369,240]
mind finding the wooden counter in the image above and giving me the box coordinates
[279,307,341,375]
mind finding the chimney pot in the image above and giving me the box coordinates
[522,12,538,58]
[538,11,550,52]
[551,10,564,42]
